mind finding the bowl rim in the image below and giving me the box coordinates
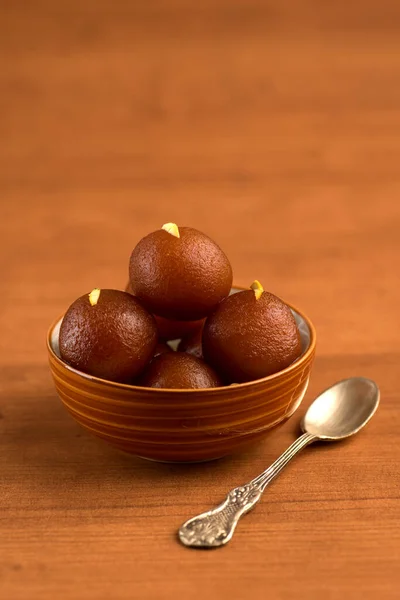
[47,287,316,394]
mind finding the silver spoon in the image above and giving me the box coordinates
[178,377,379,549]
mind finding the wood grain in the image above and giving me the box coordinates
[1,1,400,598]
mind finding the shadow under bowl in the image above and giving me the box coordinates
[47,289,316,462]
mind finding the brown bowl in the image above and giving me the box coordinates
[47,288,316,462]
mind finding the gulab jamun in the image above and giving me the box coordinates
[153,314,205,342]
[126,281,205,341]
[129,223,233,320]
[153,341,173,357]
[137,352,222,389]
[177,323,204,359]
[203,281,302,383]
[59,289,157,383]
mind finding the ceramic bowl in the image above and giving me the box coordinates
[47,288,316,462]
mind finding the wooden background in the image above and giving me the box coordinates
[1,1,400,598]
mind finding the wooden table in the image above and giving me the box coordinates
[1,2,400,598]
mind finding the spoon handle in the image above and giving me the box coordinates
[251,432,316,491]
[178,432,316,548]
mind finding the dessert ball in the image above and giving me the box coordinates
[59,289,157,383]
[137,352,222,389]
[129,223,233,320]
[177,323,204,360]
[126,282,204,340]
[203,281,302,383]
[153,341,173,357]
[153,314,205,342]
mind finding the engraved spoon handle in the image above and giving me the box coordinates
[178,432,317,548]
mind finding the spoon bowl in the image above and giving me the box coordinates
[302,377,380,440]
